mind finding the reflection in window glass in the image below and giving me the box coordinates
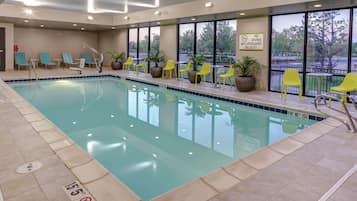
[197,22,214,63]
[216,20,237,65]
[129,28,138,58]
[270,14,305,92]
[128,89,137,118]
[351,8,357,73]
[149,92,159,127]
[138,90,148,122]
[177,100,193,141]
[306,9,349,96]
[139,28,149,60]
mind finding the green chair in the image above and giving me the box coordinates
[195,63,212,85]
[282,69,303,102]
[81,52,96,67]
[330,73,357,104]
[218,65,235,87]
[39,52,56,69]
[15,52,30,70]
[178,62,191,79]
[62,52,78,67]
[162,60,176,79]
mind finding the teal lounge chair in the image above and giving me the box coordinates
[39,52,56,68]
[81,52,96,67]
[15,52,30,70]
[62,52,78,67]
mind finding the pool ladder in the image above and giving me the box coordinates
[28,61,39,80]
[314,93,357,133]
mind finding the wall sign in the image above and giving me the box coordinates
[239,33,264,51]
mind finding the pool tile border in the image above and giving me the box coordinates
[0,73,345,201]
[4,75,325,121]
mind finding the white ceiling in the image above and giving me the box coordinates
[4,0,192,14]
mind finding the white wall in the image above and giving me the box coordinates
[0,23,14,70]
[237,17,270,91]
[14,27,99,63]
[160,25,177,61]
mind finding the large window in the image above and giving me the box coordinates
[196,22,214,63]
[127,26,160,71]
[270,14,305,93]
[178,24,195,62]
[128,28,138,58]
[216,20,237,65]
[270,8,355,97]
[178,19,237,82]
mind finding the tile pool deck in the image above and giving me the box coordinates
[0,68,356,201]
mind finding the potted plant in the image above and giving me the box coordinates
[234,56,261,92]
[108,51,125,70]
[188,54,205,84]
[145,50,165,78]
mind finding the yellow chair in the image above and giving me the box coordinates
[282,69,302,101]
[178,62,191,79]
[218,65,235,87]
[162,60,176,79]
[123,57,133,71]
[195,63,212,85]
[330,73,357,104]
[135,63,146,74]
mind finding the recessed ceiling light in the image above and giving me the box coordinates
[313,4,322,8]
[191,17,196,21]
[154,10,161,15]
[124,16,129,20]
[24,0,40,6]
[25,9,33,15]
[87,15,94,20]
[73,23,78,27]
[24,19,29,23]
[205,2,213,8]
[111,27,116,30]
[130,24,136,27]
[81,27,85,31]
[156,22,160,25]
[240,12,246,16]
[40,24,44,28]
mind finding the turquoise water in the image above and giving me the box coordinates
[10,77,316,200]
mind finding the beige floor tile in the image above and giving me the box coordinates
[242,148,284,170]
[0,174,38,199]
[49,139,73,151]
[85,174,141,201]
[71,160,108,184]
[6,187,48,201]
[202,169,240,192]
[56,145,92,168]
[269,138,304,155]
[152,179,218,201]
[223,160,258,180]
[39,130,65,144]
[24,113,45,122]
[34,163,74,185]
[290,129,322,143]
[31,120,54,132]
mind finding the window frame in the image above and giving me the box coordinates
[127,26,160,72]
[269,7,354,97]
[177,18,238,82]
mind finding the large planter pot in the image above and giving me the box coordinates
[150,67,162,78]
[188,71,201,84]
[111,61,122,70]
[235,76,256,92]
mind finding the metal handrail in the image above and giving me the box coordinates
[29,61,39,80]
[314,93,357,133]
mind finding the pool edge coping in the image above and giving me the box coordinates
[0,74,343,201]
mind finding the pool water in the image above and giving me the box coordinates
[10,77,316,200]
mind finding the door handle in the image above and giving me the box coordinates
[0,50,3,53]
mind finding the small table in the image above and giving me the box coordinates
[53,58,62,68]
[307,72,333,104]
[211,64,226,88]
